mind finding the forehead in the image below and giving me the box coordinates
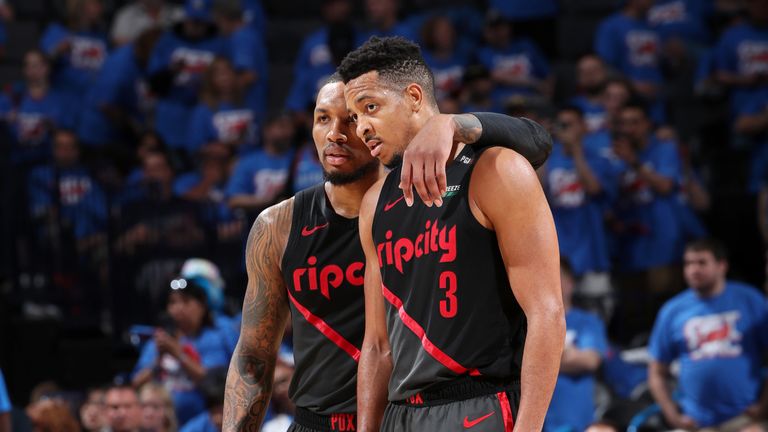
[684,249,716,261]
[315,82,345,110]
[344,71,393,101]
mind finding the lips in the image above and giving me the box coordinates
[324,147,351,166]
[367,140,382,157]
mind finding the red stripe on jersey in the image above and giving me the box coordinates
[381,283,480,376]
[496,391,514,432]
[287,291,361,362]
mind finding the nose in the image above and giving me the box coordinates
[356,118,372,144]
[327,119,347,144]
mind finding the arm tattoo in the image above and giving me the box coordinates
[453,114,483,145]
[223,200,292,432]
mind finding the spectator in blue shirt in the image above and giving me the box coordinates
[187,57,258,157]
[594,0,663,103]
[545,258,608,432]
[419,15,472,102]
[714,0,768,117]
[2,50,72,166]
[571,54,610,133]
[610,102,684,342]
[111,0,183,46]
[285,0,356,118]
[358,0,417,43]
[40,0,109,123]
[476,12,553,108]
[488,0,558,58]
[458,64,504,113]
[648,239,768,430]
[78,28,162,150]
[212,0,268,121]
[179,367,226,432]
[290,140,324,194]
[132,279,233,425]
[0,369,10,432]
[543,107,618,303]
[226,114,296,213]
[28,129,108,244]
[147,0,228,153]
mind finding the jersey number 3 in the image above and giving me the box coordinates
[439,271,457,318]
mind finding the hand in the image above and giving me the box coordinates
[665,411,698,430]
[612,137,638,166]
[399,114,454,207]
[54,39,72,56]
[155,329,181,358]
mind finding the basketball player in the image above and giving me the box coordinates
[340,37,564,431]
[222,73,551,432]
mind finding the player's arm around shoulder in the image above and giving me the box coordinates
[223,198,293,432]
[470,147,566,431]
[357,177,392,432]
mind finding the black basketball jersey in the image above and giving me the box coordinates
[281,183,366,414]
[372,145,527,401]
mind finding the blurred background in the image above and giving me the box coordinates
[0,0,767,431]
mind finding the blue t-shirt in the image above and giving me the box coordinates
[180,411,217,432]
[615,138,683,271]
[649,282,768,426]
[40,24,108,117]
[570,96,607,133]
[648,0,711,44]
[292,144,323,194]
[78,44,151,146]
[545,309,608,432]
[476,39,550,105]
[226,149,294,201]
[228,26,268,121]
[545,141,618,275]
[0,369,10,413]
[714,23,768,116]
[148,29,228,149]
[173,172,233,226]
[594,13,663,85]
[489,0,557,21]
[132,326,232,425]
[4,90,72,164]
[187,103,258,154]
[285,28,343,113]
[28,165,108,239]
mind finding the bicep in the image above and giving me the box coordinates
[475,150,561,315]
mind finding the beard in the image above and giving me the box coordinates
[383,152,403,170]
[324,158,379,185]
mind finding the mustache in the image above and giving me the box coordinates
[363,134,381,142]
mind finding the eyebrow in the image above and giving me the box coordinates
[354,94,375,104]
[314,108,328,114]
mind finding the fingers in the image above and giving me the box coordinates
[422,160,442,207]
[435,161,447,202]
[411,163,431,207]
[399,159,414,207]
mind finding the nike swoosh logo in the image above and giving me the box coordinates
[384,195,405,212]
[301,223,329,237]
[463,411,495,428]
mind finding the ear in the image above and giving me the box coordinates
[404,83,424,112]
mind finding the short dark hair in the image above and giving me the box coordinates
[200,367,227,409]
[324,72,343,86]
[337,36,436,106]
[620,98,650,119]
[685,238,728,261]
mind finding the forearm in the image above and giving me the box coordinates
[515,312,565,431]
[223,343,276,432]
[132,368,154,387]
[357,342,392,432]
[559,349,601,375]
[463,113,552,168]
[648,367,679,420]
[734,113,768,135]
[637,166,674,195]
[177,351,207,382]
[572,151,602,195]
[229,196,273,210]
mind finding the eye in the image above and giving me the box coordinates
[316,115,329,123]
[366,103,377,112]
[350,113,358,122]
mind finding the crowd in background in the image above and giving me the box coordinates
[1,0,768,430]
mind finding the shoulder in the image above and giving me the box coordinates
[255,197,295,230]
[658,289,696,319]
[361,175,388,219]
[473,146,538,184]
[727,280,764,301]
